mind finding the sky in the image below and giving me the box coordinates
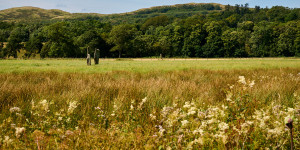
[0,0,299,14]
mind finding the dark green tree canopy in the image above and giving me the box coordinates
[0,4,299,58]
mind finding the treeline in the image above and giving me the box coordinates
[135,3,221,15]
[0,4,299,58]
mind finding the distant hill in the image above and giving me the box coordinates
[133,3,223,14]
[96,3,224,24]
[0,6,71,21]
[0,3,224,23]
[0,6,104,22]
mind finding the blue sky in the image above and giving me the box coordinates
[0,0,299,14]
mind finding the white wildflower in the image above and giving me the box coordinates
[201,121,208,128]
[218,122,229,131]
[15,127,26,138]
[142,97,147,103]
[193,128,204,135]
[222,105,228,110]
[187,107,197,115]
[138,97,147,110]
[58,117,63,121]
[238,76,246,84]
[10,124,16,128]
[3,136,13,145]
[241,123,249,134]
[113,102,118,110]
[197,111,205,119]
[111,111,115,117]
[183,102,191,108]
[158,125,165,136]
[194,137,204,145]
[16,113,22,117]
[191,102,195,106]
[150,114,156,120]
[130,104,134,110]
[233,126,241,135]
[294,93,298,97]
[226,92,233,102]
[10,107,21,113]
[39,99,49,112]
[246,121,254,125]
[166,108,180,127]
[181,120,189,127]
[263,116,270,121]
[249,80,255,88]
[173,102,178,107]
[268,127,283,138]
[220,134,227,144]
[66,117,71,123]
[161,106,173,118]
[287,108,294,113]
[68,101,78,114]
[259,121,266,129]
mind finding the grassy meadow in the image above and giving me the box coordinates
[0,58,299,149]
[0,58,300,73]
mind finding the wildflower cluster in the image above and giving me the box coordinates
[149,76,299,149]
[0,75,299,149]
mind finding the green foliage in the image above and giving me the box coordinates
[108,24,138,58]
[0,4,300,58]
[75,30,106,56]
[276,21,299,56]
[141,15,170,30]
[24,30,43,58]
[40,22,79,58]
[203,21,224,57]
[5,27,28,58]
[249,21,274,57]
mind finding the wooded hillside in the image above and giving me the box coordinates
[0,3,299,58]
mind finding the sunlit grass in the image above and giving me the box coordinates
[0,59,299,149]
[0,58,299,73]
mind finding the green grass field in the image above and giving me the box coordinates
[0,58,300,73]
[0,58,299,149]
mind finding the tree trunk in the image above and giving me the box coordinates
[13,51,17,58]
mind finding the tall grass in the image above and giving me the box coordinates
[0,68,299,149]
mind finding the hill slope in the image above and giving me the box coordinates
[0,3,224,23]
[0,6,72,21]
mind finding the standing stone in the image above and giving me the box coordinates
[160,54,163,60]
[87,54,91,66]
[94,49,100,65]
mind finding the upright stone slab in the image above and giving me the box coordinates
[160,54,163,60]
[87,54,91,66]
[94,49,100,65]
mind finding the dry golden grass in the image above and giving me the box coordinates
[1,68,299,108]
[0,68,299,149]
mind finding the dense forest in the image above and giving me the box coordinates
[0,3,299,58]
